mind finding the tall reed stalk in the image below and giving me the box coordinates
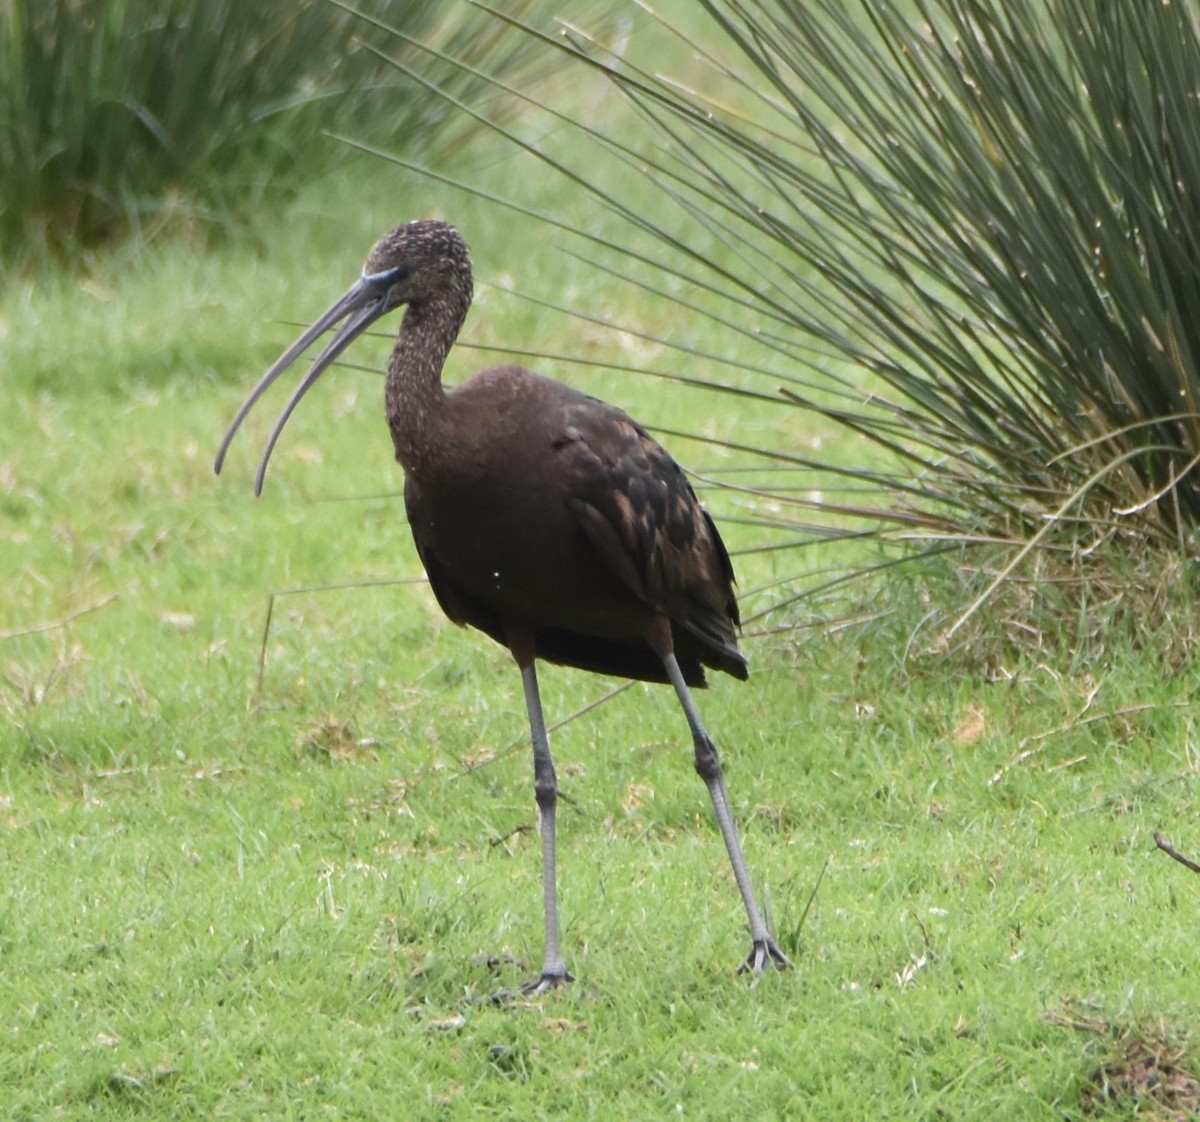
[356,0,1200,637]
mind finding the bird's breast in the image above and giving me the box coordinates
[403,450,652,640]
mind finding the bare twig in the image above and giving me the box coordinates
[788,855,828,947]
[909,909,934,953]
[449,680,637,780]
[489,823,533,847]
[1153,832,1200,876]
[254,578,424,709]
[1044,1009,1110,1035]
[988,701,1189,786]
[0,593,118,641]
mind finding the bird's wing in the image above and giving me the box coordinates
[555,400,741,656]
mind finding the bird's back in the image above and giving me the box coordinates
[401,367,747,686]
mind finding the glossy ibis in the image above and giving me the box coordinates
[215,219,790,991]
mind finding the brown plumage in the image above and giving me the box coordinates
[404,367,746,687]
[216,219,788,991]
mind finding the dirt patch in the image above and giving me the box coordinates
[1080,1022,1200,1118]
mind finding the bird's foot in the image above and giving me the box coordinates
[738,937,792,982]
[519,968,574,997]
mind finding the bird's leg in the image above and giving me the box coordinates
[518,661,574,994]
[662,653,791,978]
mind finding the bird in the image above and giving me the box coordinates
[215,219,790,992]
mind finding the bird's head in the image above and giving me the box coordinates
[214,219,472,495]
[363,219,473,312]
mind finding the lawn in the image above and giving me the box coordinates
[2,110,1199,1122]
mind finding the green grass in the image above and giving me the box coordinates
[2,146,1199,1121]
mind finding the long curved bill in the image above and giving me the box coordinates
[214,273,395,495]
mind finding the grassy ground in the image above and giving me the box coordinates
[2,141,1199,1120]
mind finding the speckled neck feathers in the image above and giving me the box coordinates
[378,220,473,473]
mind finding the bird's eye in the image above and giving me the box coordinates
[363,265,408,287]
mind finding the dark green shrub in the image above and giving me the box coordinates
[0,0,547,267]
[360,0,1200,639]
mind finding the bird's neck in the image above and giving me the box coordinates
[386,293,467,473]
